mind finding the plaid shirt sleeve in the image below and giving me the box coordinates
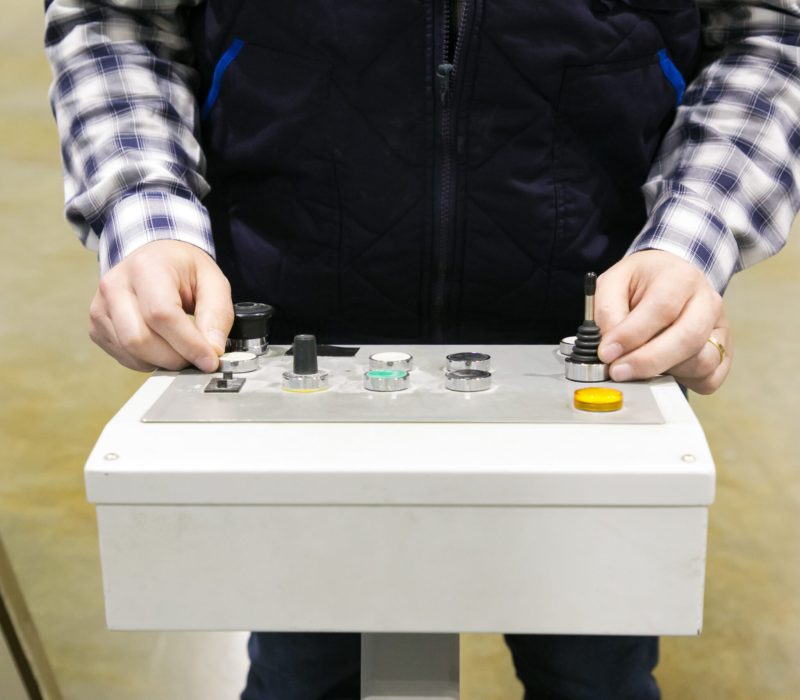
[45,0,211,275]
[47,2,799,285]
[630,0,800,292]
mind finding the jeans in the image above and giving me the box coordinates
[241,632,660,700]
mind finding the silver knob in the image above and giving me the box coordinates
[564,361,609,382]
[363,369,410,392]
[446,352,491,372]
[282,370,330,393]
[445,369,492,392]
[559,336,576,356]
[218,351,259,373]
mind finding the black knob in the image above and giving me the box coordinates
[228,302,274,355]
[292,334,319,375]
[230,302,273,340]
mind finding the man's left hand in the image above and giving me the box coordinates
[595,250,732,395]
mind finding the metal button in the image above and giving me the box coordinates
[446,352,491,372]
[369,352,413,371]
[218,351,259,373]
[445,369,492,392]
[364,369,410,392]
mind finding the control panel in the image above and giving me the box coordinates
[144,272,652,424]
[142,343,662,425]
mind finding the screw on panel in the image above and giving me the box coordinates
[104,453,119,461]
[681,454,696,463]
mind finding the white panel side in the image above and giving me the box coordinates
[98,505,707,636]
[85,377,714,506]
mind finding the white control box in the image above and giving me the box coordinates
[85,345,714,634]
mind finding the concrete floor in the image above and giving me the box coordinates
[1,4,798,699]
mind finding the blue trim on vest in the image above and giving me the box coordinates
[201,38,245,120]
[657,49,685,107]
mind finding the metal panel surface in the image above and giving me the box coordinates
[142,345,664,424]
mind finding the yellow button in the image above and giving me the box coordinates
[574,387,623,412]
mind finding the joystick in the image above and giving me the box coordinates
[227,302,274,355]
[283,335,330,393]
[565,273,609,382]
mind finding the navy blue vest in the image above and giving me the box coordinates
[191,1,701,344]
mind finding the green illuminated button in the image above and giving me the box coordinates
[364,369,410,392]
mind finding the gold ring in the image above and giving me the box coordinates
[707,336,725,364]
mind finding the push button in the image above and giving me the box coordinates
[573,387,623,412]
[369,352,413,371]
[364,369,410,392]
[446,352,491,372]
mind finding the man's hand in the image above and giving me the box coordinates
[595,250,732,394]
[89,240,234,373]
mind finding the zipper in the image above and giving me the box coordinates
[432,0,470,341]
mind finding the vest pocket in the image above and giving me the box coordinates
[202,40,332,171]
[554,53,677,265]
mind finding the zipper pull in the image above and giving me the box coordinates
[436,63,454,106]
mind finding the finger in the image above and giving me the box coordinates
[193,260,234,355]
[668,326,730,380]
[89,301,156,372]
[106,286,190,371]
[595,267,631,363]
[678,356,732,395]
[134,275,220,373]
[673,339,733,394]
[607,292,717,381]
[600,275,691,365]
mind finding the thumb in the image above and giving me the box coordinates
[595,266,631,364]
[193,259,234,355]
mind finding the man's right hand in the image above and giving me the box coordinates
[88,240,234,373]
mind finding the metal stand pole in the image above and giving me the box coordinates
[361,633,459,700]
[0,535,62,700]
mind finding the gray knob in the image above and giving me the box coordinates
[283,335,329,392]
[445,369,492,392]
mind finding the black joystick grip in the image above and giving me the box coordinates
[292,335,319,375]
[571,320,601,363]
